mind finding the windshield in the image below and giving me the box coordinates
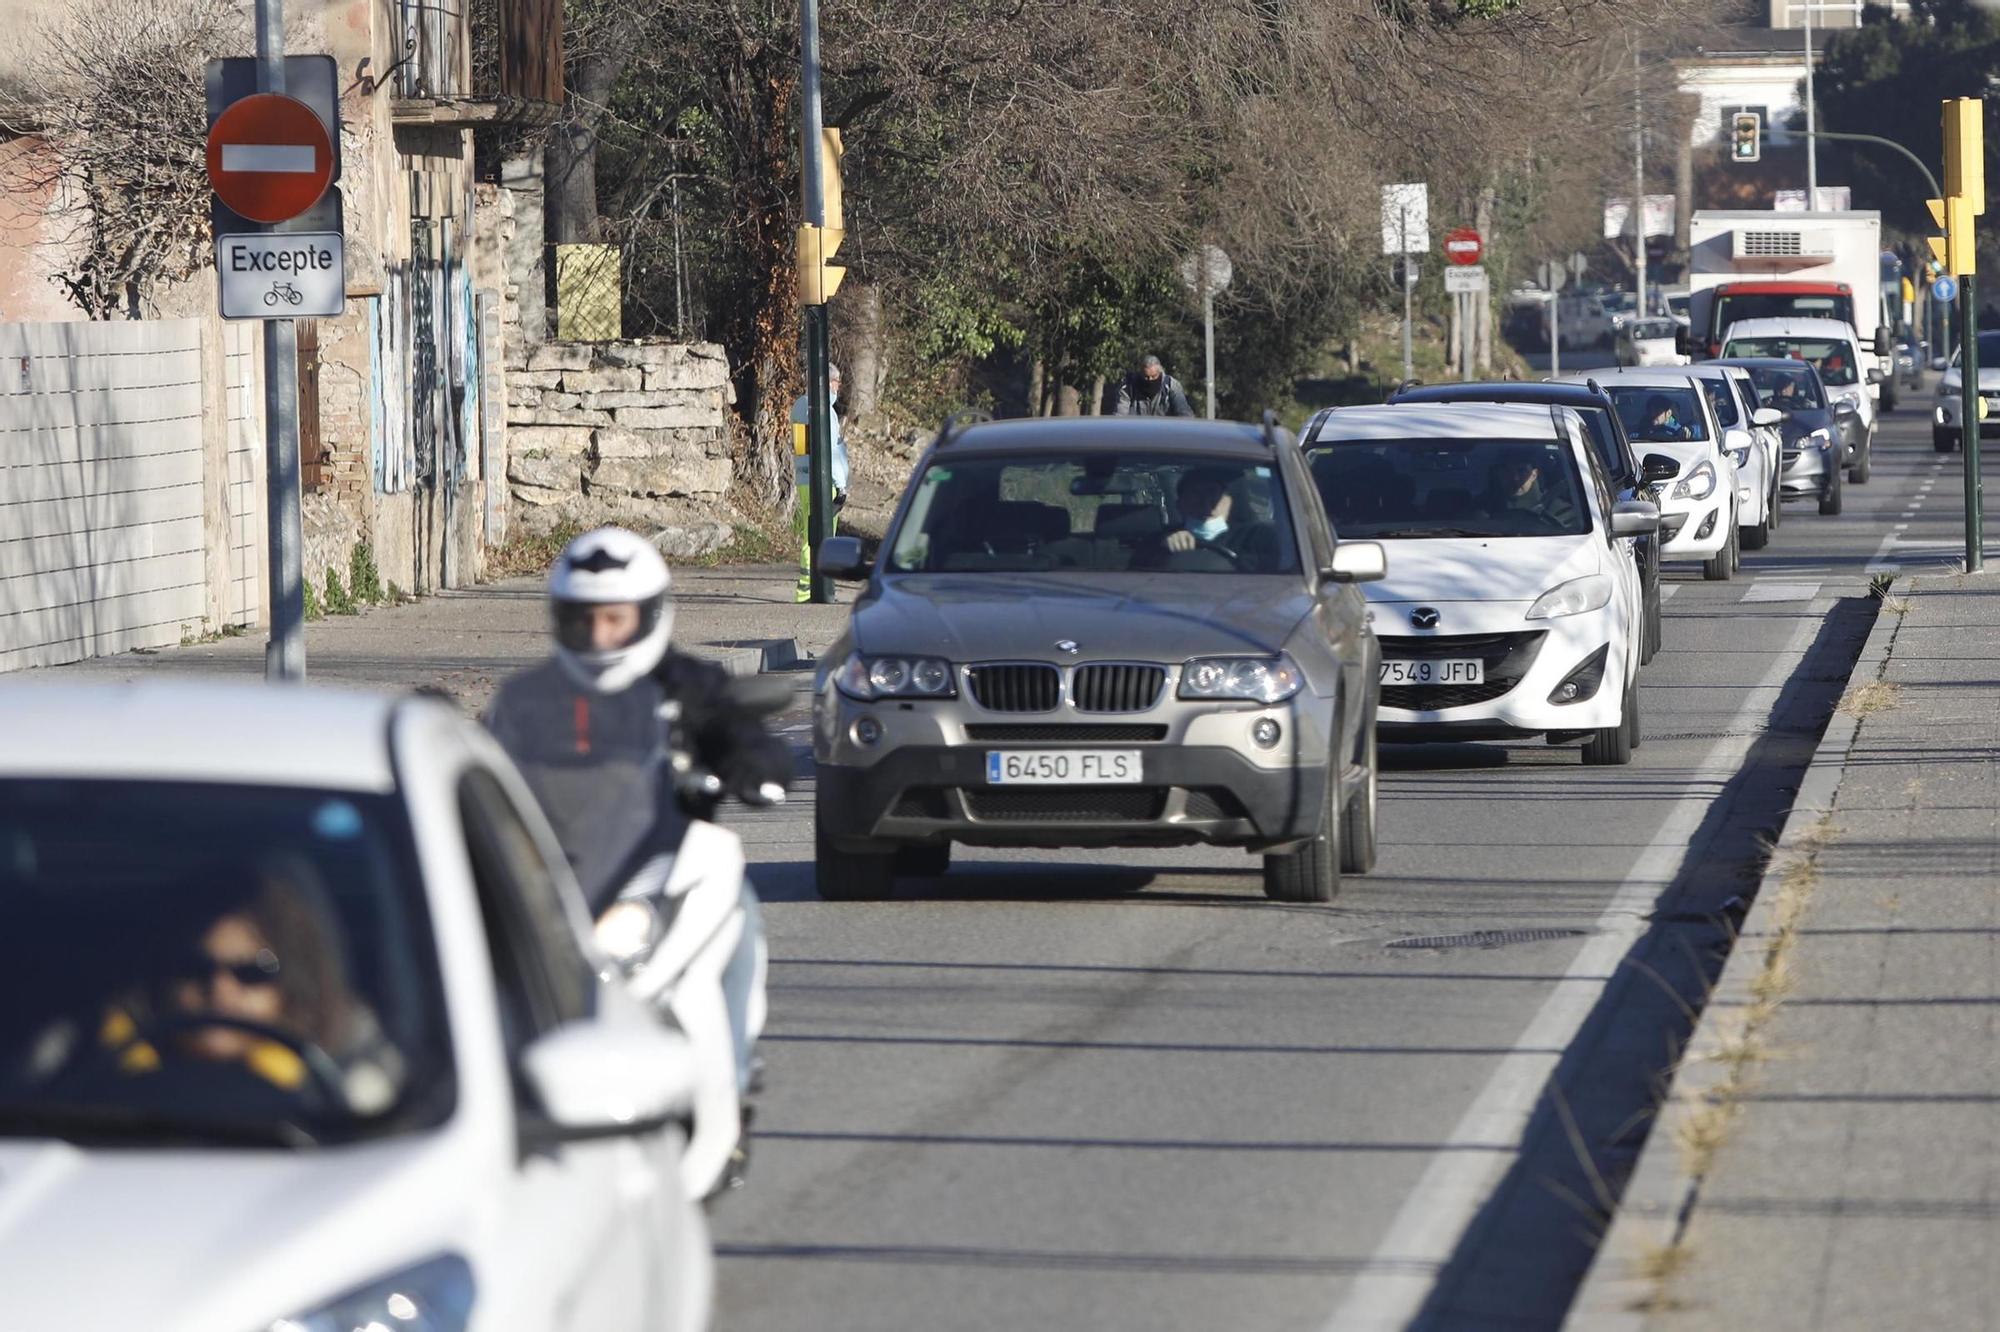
[887,453,1301,575]
[1740,363,1826,411]
[0,781,453,1149]
[1948,332,2000,368]
[1307,437,1593,539]
[1630,319,1679,340]
[1697,377,1740,428]
[1713,292,1853,339]
[1606,386,1711,443]
[1724,337,1858,386]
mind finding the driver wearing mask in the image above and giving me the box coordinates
[1162,471,1234,553]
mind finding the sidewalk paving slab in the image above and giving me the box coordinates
[8,563,854,713]
[1567,571,2000,1331]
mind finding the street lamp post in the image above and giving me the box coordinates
[799,0,833,605]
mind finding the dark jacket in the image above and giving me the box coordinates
[650,649,794,815]
[1115,371,1195,417]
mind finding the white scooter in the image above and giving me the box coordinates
[487,666,784,1203]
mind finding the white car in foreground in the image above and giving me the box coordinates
[0,682,712,1332]
[1304,403,1658,765]
[1556,370,1740,581]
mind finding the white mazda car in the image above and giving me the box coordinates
[1555,369,1740,581]
[1304,403,1658,765]
[0,682,712,1332]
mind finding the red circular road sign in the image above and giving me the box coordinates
[1444,227,1484,267]
[206,94,333,224]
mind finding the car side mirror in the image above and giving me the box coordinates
[1751,407,1785,428]
[1611,499,1661,537]
[817,535,870,581]
[519,1022,695,1142]
[1874,330,1893,357]
[1833,399,1859,416]
[1323,541,1387,584]
[1866,366,1885,385]
[1933,356,1951,372]
[1641,453,1681,484]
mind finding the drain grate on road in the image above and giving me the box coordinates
[1384,927,1588,951]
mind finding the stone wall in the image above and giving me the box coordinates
[506,340,739,552]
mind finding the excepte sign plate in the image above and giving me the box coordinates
[217,232,345,319]
[1444,266,1488,294]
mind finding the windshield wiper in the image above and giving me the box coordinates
[0,1102,317,1149]
[1359,527,1497,539]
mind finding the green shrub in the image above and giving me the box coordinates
[324,567,356,616]
[349,542,384,605]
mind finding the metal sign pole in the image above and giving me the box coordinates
[800,0,833,605]
[1551,292,1561,378]
[1400,207,1413,384]
[1963,273,1983,572]
[255,0,305,681]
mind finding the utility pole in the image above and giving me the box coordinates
[1804,0,1818,202]
[1634,46,1647,320]
[256,0,304,681]
[1401,207,1414,383]
[799,0,833,604]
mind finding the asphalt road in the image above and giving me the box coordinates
[711,404,1954,1331]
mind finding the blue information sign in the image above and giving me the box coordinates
[1934,275,1960,304]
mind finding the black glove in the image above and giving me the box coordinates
[833,489,848,511]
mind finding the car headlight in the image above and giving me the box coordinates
[595,898,664,966]
[1672,460,1718,501]
[1526,574,1613,620]
[1179,656,1303,703]
[1726,446,1751,467]
[835,653,956,699]
[269,1255,474,1332]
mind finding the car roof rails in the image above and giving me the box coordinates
[1261,408,1286,451]
[935,408,994,446]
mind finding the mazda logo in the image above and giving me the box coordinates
[1410,607,1441,629]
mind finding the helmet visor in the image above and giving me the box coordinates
[552,597,664,654]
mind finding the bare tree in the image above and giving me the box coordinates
[0,0,246,319]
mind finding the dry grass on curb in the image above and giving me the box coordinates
[1633,819,1834,1314]
[1837,679,1902,718]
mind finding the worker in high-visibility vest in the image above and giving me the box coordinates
[789,363,848,603]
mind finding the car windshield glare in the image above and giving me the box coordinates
[0,780,453,1149]
[1307,437,1592,540]
[1725,338,1858,386]
[1607,386,1711,443]
[886,453,1300,575]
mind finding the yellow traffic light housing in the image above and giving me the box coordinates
[797,128,847,306]
[1944,98,1985,216]
[1730,111,1761,164]
[1928,195,1977,276]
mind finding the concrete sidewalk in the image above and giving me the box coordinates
[1569,571,2000,1329]
[23,563,853,712]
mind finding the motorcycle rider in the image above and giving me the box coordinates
[484,527,789,1099]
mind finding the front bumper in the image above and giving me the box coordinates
[1373,603,1629,737]
[1779,443,1838,496]
[1657,492,1729,559]
[816,745,1330,851]
[1936,398,2000,439]
[815,684,1337,852]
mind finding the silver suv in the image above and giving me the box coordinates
[811,414,1386,903]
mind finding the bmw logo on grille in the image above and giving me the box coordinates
[1055,639,1081,655]
[1410,607,1441,629]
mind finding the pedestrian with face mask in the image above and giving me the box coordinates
[790,363,849,603]
[1114,355,1195,417]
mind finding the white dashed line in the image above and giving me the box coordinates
[1740,582,1822,603]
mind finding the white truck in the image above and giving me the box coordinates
[1685,210,1897,410]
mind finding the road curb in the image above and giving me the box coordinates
[1562,583,1907,1329]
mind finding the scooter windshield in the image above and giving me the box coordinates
[485,660,689,910]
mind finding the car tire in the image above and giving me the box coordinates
[1934,428,1958,454]
[1264,763,1343,903]
[895,842,952,878]
[1730,523,1743,573]
[1849,441,1871,485]
[1644,586,1663,665]
[1819,473,1844,516]
[1339,720,1378,876]
[1767,475,1782,532]
[1743,507,1770,550]
[1704,523,1736,581]
[1882,383,1898,413]
[1582,677,1637,766]
[814,793,898,901]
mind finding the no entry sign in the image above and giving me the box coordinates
[1444,227,1484,267]
[206,94,334,224]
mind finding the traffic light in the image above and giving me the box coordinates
[1944,97,1984,216]
[1927,195,1976,277]
[1730,112,1761,164]
[797,128,846,306]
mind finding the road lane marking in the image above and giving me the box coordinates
[1659,586,1680,602]
[1740,582,1821,603]
[1323,608,1826,1331]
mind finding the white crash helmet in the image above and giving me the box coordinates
[548,527,673,694]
